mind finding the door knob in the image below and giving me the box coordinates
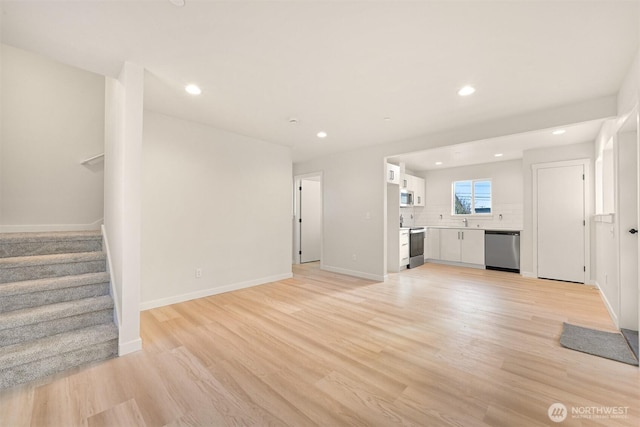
[630,228,638,234]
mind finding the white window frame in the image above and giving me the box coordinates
[451,179,493,216]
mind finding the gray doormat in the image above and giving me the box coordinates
[560,323,638,366]
[621,328,639,360]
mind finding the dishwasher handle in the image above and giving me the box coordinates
[485,230,520,236]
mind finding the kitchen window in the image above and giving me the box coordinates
[452,179,492,215]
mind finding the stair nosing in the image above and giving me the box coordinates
[0,272,110,297]
[0,295,114,331]
[0,251,106,268]
[0,323,118,369]
[0,231,102,244]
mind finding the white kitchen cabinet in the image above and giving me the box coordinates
[413,176,425,206]
[400,229,410,268]
[401,174,412,190]
[438,228,485,265]
[400,173,425,206]
[460,229,485,264]
[386,163,400,185]
[440,229,461,262]
[425,227,440,260]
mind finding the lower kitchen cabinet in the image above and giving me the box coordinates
[429,228,485,266]
[459,229,485,264]
[400,229,410,268]
[440,229,462,262]
[425,227,440,260]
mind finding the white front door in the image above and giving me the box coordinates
[537,163,586,283]
[300,178,321,263]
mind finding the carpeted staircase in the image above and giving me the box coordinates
[0,230,118,389]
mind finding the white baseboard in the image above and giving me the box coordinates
[321,265,385,282]
[139,272,294,311]
[426,259,485,270]
[521,271,536,278]
[0,218,103,233]
[119,337,142,356]
[594,281,619,328]
[101,225,122,327]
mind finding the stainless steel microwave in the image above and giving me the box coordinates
[400,190,414,207]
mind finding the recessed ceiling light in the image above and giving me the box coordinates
[494,153,504,157]
[169,0,185,6]
[435,161,443,166]
[458,85,476,96]
[383,117,392,122]
[288,117,299,124]
[552,129,566,135]
[317,131,327,138]
[185,84,201,95]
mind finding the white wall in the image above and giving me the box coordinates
[140,111,293,309]
[294,149,387,281]
[521,142,595,279]
[593,45,640,329]
[408,160,523,230]
[617,48,639,116]
[1,44,105,231]
[104,62,143,355]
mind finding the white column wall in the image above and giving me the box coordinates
[104,62,143,356]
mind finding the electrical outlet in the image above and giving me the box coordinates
[352,254,357,261]
[195,268,202,278]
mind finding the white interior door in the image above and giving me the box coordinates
[537,164,585,283]
[300,178,321,263]
[618,130,639,330]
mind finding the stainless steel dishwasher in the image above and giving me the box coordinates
[485,230,520,273]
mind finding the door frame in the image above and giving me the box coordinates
[532,158,591,283]
[292,172,323,265]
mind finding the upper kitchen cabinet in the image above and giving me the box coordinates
[413,176,425,206]
[386,163,400,185]
[401,173,425,207]
[401,174,411,190]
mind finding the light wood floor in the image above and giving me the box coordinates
[1,263,638,427]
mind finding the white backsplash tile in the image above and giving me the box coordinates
[401,203,523,230]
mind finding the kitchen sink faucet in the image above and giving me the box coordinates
[462,218,468,227]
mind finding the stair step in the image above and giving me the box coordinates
[0,272,110,313]
[0,295,114,346]
[0,324,118,389]
[0,230,102,258]
[0,231,119,390]
[0,252,106,284]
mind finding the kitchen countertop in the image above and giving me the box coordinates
[419,225,523,232]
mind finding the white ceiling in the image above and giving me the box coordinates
[1,1,638,163]
[390,119,607,172]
